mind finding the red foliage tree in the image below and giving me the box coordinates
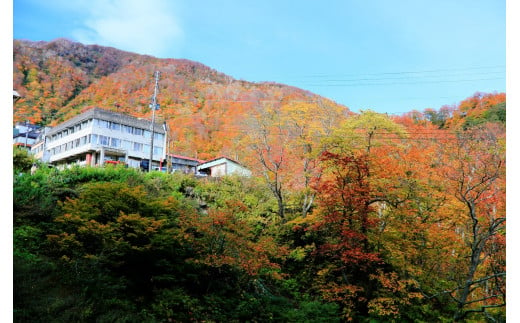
[309,151,383,319]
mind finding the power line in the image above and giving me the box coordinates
[296,70,504,83]
[271,65,505,89]
[280,65,506,79]
[303,77,505,87]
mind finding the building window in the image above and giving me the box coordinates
[110,138,121,148]
[143,144,151,154]
[99,135,109,146]
[154,133,164,141]
[96,119,110,129]
[91,134,98,144]
[133,142,143,151]
[153,146,163,155]
[122,140,132,150]
[110,122,121,131]
[133,128,143,136]
[122,125,133,134]
[127,158,140,168]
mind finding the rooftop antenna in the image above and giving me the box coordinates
[149,71,160,171]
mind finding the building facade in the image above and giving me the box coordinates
[166,154,205,174]
[44,108,166,168]
[13,122,40,150]
[30,126,52,162]
[196,157,252,177]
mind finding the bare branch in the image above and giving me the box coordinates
[465,294,504,305]
[467,272,506,287]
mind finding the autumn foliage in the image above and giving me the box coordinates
[13,39,506,322]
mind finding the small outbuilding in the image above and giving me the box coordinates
[166,154,205,174]
[196,157,251,177]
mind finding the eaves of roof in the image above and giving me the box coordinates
[168,153,206,163]
[197,156,245,168]
[47,107,165,136]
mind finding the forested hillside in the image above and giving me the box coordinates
[13,38,506,321]
[13,38,347,160]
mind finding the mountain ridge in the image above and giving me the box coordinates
[13,38,348,159]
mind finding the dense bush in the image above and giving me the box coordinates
[13,166,340,322]
[13,147,505,322]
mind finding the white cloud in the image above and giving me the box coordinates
[68,0,183,58]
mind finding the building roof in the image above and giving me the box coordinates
[13,123,41,139]
[14,142,32,148]
[168,153,205,163]
[13,131,39,140]
[197,156,245,168]
[47,107,166,136]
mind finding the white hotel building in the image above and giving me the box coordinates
[43,108,166,169]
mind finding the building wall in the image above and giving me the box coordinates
[13,123,40,148]
[31,140,48,162]
[211,163,227,177]
[226,162,252,177]
[44,108,166,168]
[168,155,201,174]
[13,136,36,147]
[30,127,53,162]
[197,158,252,177]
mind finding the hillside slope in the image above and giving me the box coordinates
[13,39,349,159]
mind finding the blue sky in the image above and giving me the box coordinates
[11,0,506,114]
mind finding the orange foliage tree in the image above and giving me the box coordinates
[436,123,506,321]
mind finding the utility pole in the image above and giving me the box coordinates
[149,71,160,171]
[163,121,172,173]
[25,120,30,148]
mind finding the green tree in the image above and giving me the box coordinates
[328,110,407,154]
[13,146,35,174]
[41,181,191,320]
